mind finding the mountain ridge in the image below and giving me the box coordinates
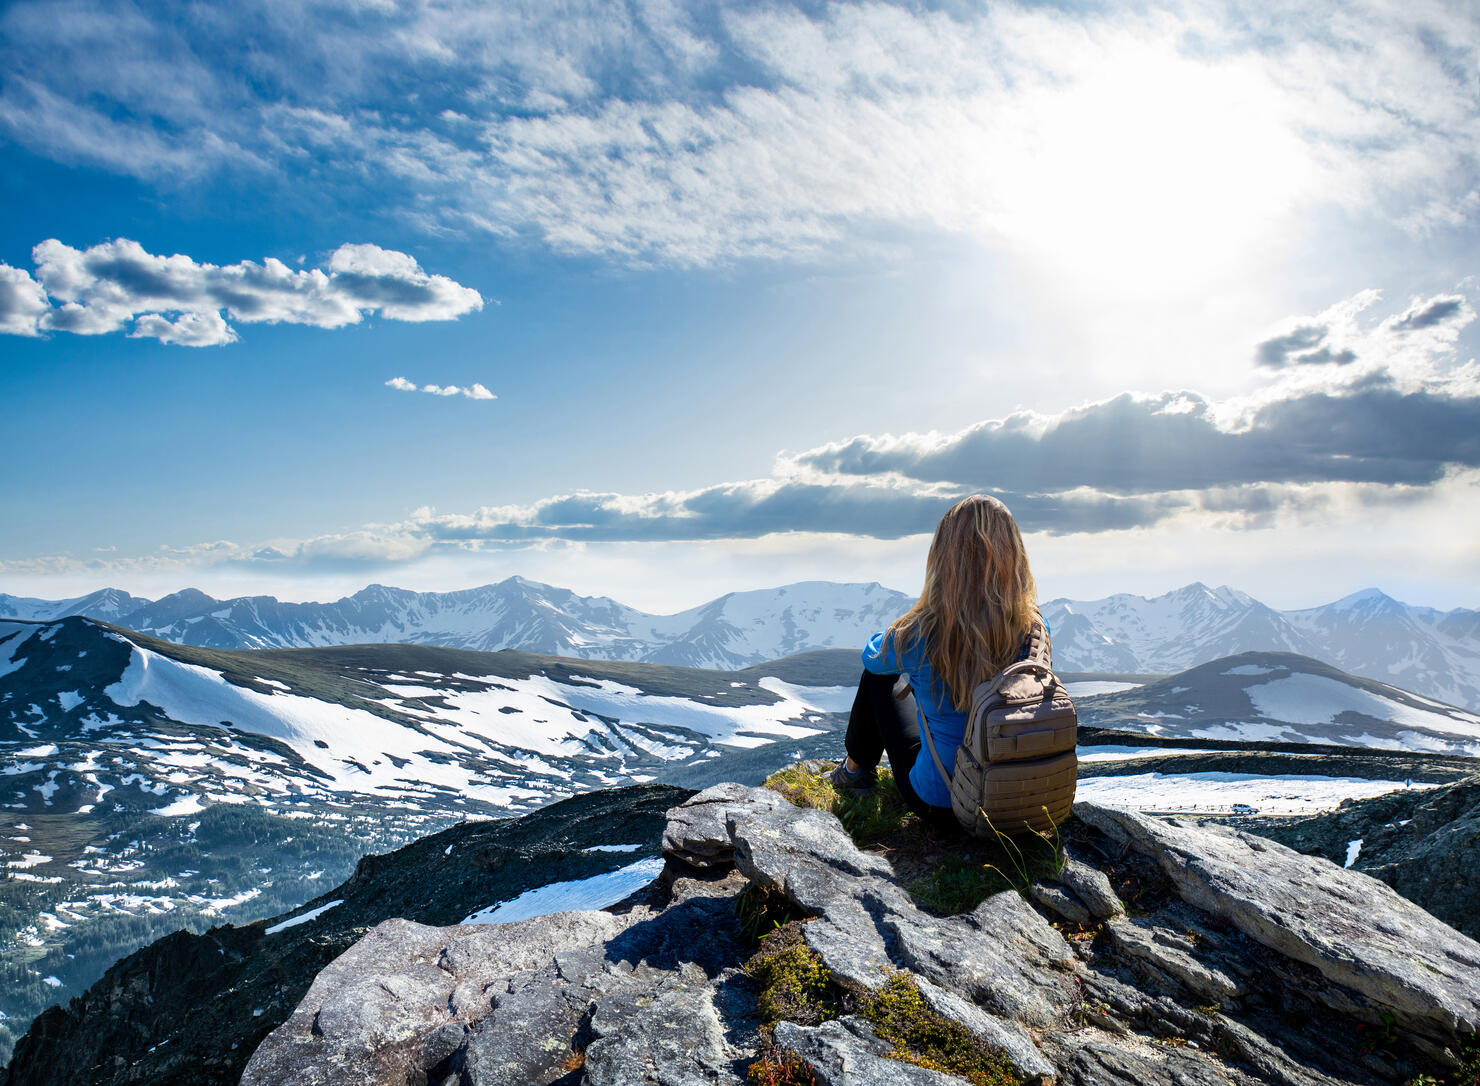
[4,577,1477,708]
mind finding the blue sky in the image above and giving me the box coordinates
[2,0,1477,612]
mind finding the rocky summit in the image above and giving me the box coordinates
[242,782,1480,1086]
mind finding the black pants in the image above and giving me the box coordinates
[844,670,959,835]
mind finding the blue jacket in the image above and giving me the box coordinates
[861,622,1046,809]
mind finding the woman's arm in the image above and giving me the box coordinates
[861,629,913,674]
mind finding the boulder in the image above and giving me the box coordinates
[241,912,629,1086]
[1075,800,1480,1051]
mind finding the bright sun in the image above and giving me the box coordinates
[981,39,1314,298]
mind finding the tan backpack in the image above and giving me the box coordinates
[919,621,1078,836]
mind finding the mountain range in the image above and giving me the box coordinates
[3,578,1477,708]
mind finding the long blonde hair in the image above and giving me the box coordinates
[886,495,1039,711]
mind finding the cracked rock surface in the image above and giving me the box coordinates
[243,784,1480,1086]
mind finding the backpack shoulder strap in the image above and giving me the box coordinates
[918,704,954,793]
[916,613,1053,794]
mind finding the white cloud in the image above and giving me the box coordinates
[385,376,497,400]
[0,263,49,336]
[1,1,1474,283]
[7,284,1474,581]
[3,238,482,345]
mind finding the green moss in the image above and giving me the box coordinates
[743,927,1016,1086]
[744,925,843,1028]
[859,973,1018,1086]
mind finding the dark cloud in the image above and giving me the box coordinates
[1255,324,1357,368]
[1391,295,1465,331]
[406,479,1190,546]
[792,387,1480,495]
[1290,346,1356,366]
[328,272,446,308]
[1256,325,1327,366]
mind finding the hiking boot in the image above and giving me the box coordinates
[829,760,877,797]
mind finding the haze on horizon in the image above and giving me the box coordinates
[1,0,1477,615]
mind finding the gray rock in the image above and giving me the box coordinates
[773,1018,965,1085]
[1053,1036,1263,1086]
[1075,800,1480,1047]
[241,912,629,1086]
[242,783,1480,1086]
[663,782,789,868]
[1105,917,1244,1003]
[885,891,1076,1029]
[1030,881,1093,927]
[584,975,743,1086]
[462,966,585,1085]
[1056,855,1124,920]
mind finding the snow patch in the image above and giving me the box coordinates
[1065,681,1141,697]
[1076,772,1435,815]
[461,856,664,925]
[265,899,344,934]
[151,795,206,817]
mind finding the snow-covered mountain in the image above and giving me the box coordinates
[1079,650,1480,757]
[3,577,1477,708]
[0,615,857,1058]
[0,578,914,671]
[1042,583,1480,710]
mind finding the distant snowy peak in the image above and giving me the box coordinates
[0,578,916,672]
[2,578,1476,709]
[1042,584,1479,711]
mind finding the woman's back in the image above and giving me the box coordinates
[860,619,1043,809]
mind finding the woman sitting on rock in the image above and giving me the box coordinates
[831,494,1044,833]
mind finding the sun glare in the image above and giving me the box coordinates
[986,42,1313,297]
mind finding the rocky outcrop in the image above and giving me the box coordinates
[243,783,1480,1086]
[0,785,690,1086]
[1076,802,1480,1057]
[1260,773,1480,941]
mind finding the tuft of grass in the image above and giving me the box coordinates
[836,775,914,847]
[908,851,1018,915]
[746,1047,818,1085]
[735,882,807,943]
[763,763,840,811]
